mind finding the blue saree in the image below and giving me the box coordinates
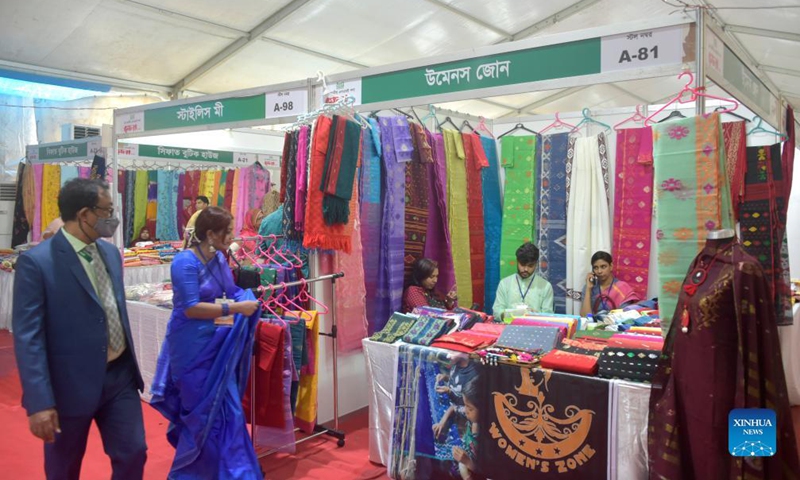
[151,250,262,479]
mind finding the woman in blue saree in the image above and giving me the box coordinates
[151,206,263,479]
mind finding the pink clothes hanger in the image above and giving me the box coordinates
[645,71,739,126]
[257,286,283,317]
[539,112,577,134]
[475,116,494,138]
[298,279,330,315]
[614,105,647,130]
[274,283,311,317]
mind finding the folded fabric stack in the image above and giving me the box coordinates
[402,315,453,346]
[539,338,608,375]
[494,325,562,354]
[511,313,578,338]
[370,313,418,343]
[608,333,664,351]
[430,322,505,353]
[124,282,174,308]
[597,347,660,383]
[573,329,616,344]
[123,242,181,268]
[411,306,473,331]
[0,250,18,272]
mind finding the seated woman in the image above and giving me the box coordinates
[130,226,157,246]
[403,258,457,313]
[580,251,641,316]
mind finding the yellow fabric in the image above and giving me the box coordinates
[212,170,222,205]
[41,165,61,227]
[200,171,215,199]
[443,130,473,307]
[62,228,99,293]
[231,169,241,220]
[133,171,148,244]
[293,310,319,432]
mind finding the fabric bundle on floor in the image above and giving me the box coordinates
[612,127,654,301]
[499,135,536,279]
[463,133,488,310]
[443,129,473,308]
[403,123,431,285]
[480,135,503,312]
[652,113,732,332]
[538,133,570,314]
[566,133,611,315]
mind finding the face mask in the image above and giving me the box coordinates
[93,216,120,238]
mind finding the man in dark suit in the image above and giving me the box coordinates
[13,178,147,479]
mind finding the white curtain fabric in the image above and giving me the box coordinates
[779,304,800,406]
[566,135,611,315]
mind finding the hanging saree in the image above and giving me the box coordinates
[11,163,30,248]
[124,171,136,245]
[538,133,570,314]
[156,170,181,241]
[320,115,361,225]
[652,113,732,332]
[133,170,149,245]
[723,122,747,218]
[40,164,61,229]
[282,131,300,241]
[463,133,488,310]
[779,106,795,325]
[251,163,269,210]
[295,126,310,233]
[480,135,502,313]
[373,116,406,332]
[424,131,456,295]
[176,172,186,240]
[146,170,158,234]
[361,120,383,334]
[210,170,221,206]
[648,241,800,479]
[566,135,611,315]
[294,311,320,433]
[22,163,36,241]
[740,144,792,325]
[499,136,536,279]
[303,116,359,252]
[335,207,369,353]
[90,155,106,181]
[403,123,430,285]
[443,129,473,308]
[60,166,79,186]
[612,127,654,301]
[235,167,250,236]
[218,170,227,207]
[31,164,43,242]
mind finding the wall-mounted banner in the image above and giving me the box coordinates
[117,143,276,167]
[28,139,103,162]
[360,24,688,105]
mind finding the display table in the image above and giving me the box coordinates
[362,338,651,480]
[125,300,171,402]
[0,264,172,332]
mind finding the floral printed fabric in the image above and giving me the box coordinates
[652,113,732,333]
[499,135,536,280]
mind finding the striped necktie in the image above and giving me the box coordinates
[84,243,126,355]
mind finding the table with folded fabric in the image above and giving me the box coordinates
[362,338,651,479]
[0,265,173,333]
[126,300,172,402]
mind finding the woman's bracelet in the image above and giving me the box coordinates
[221,303,230,316]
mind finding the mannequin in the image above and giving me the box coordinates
[648,232,799,479]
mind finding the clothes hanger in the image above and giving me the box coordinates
[393,108,414,120]
[613,105,648,130]
[747,115,787,141]
[475,116,494,138]
[273,283,311,318]
[461,120,475,133]
[539,112,577,134]
[645,71,739,126]
[298,279,330,315]
[497,122,538,138]
[420,105,440,131]
[657,110,686,123]
[569,108,611,134]
[714,105,750,123]
[437,116,460,131]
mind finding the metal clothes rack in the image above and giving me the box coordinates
[249,270,347,457]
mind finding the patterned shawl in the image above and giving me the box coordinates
[424,131,456,294]
[463,133,488,310]
[360,120,383,334]
[403,123,430,285]
[723,122,747,219]
[41,164,61,231]
[443,129,473,308]
[480,135,503,313]
[538,133,570,314]
[499,135,536,279]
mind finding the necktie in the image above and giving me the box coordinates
[84,243,126,354]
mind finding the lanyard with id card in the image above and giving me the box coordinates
[214,296,235,326]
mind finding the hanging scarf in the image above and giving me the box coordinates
[224,169,234,212]
[778,106,795,325]
[181,170,200,231]
[11,163,30,248]
[424,131,456,294]
[22,162,36,239]
[372,116,406,331]
[251,163,269,210]
[403,123,430,285]
[235,167,250,236]
[652,113,731,332]
[124,170,136,245]
[89,155,106,181]
[280,132,291,203]
[320,115,361,225]
[31,164,44,242]
[723,122,747,219]
[146,170,158,234]
[294,311,320,433]
[77,166,91,179]
[566,134,612,315]
[538,133,570,313]
[282,131,300,240]
[156,170,181,241]
[41,164,61,230]
[480,135,502,314]
[177,172,186,240]
[499,135,536,279]
[612,127,654,301]
[360,120,383,334]
[295,126,310,232]
[60,166,79,186]
[133,170,149,246]
[463,133,488,311]
[302,116,357,253]
[218,170,227,207]
[443,129,473,308]
[333,206,369,353]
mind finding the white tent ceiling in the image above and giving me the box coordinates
[1,0,799,120]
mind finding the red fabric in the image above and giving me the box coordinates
[608,334,662,351]
[430,331,496,353]
[243,322,286,428]
[224,169,235,212]
[723,122,747,219]
[469,322,506,336]
[279,132,291,203]
[540,349,599,376]
[323,118,348,195]
[462,133,487,310]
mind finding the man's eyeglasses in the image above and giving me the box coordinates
[92,206,115,217]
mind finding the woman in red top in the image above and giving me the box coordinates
[403,258,458,313]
